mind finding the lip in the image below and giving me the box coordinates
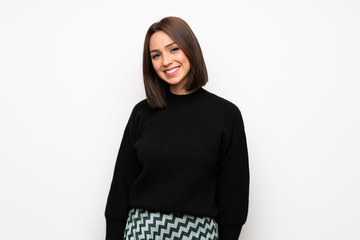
[163,66,180,77]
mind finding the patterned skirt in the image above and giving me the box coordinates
[123,208,218,240]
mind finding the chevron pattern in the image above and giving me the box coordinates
[123,208,218,240]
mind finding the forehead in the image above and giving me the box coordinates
[149,30,175,49]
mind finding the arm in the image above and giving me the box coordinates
[104,108,142,240]
[215,107,250,240]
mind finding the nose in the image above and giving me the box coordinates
[162,53,173,66]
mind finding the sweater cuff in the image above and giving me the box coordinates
[217,224,242,240]
[106,220,126,240]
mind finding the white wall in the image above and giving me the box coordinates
[1,0,359,239]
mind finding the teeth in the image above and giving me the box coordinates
[165,67,179,74]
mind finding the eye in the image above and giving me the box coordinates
[151,54,160,59]
[170,47,179,53]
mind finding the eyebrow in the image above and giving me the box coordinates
[150,42,177,53]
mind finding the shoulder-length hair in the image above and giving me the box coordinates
[143,16,208,109]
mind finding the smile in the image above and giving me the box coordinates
[164,66,180,76]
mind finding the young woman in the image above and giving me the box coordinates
[105,16,249,240]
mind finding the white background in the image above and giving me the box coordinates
[1,0,359,239]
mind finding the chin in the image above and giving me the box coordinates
[162,78,181,85]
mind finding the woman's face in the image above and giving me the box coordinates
[149,30,191,93]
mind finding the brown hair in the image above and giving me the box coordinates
[143,16,208,109]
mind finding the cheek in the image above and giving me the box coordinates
[179,54,190,67]
[182,58,190,70]
[151,60,161,72]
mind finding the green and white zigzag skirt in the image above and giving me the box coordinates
[123,208,219,240]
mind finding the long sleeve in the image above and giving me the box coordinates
[215,106,250,240]
[104,107,142,240]
[104,88,250,240]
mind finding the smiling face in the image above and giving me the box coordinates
[149,30,191,94]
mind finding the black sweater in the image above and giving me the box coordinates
[105,87,249,240]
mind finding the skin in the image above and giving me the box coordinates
[149,30,196,95]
